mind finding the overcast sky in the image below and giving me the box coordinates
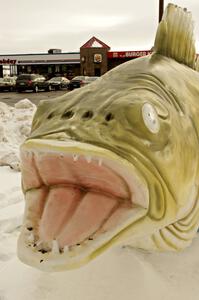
[0,0,199,54]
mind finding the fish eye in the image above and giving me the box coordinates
[142,103,160,134]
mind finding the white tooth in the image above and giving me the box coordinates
[98,158,102,166]
[73,154,78,162]
[27,233,34,243]
[46,241,53,248]
[86,156,92,163]
[26,151,32,158]
[36,240,43,247]
[52,240,60,254]
[64,245,69,253]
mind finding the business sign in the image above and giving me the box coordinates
[94,53,102,63]
[0,59,17,65]
[108,51,152,59]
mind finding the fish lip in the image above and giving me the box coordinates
[18,138,149,271]
[18,205,147,272]
[21,138,149,208]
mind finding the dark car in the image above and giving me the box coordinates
[0,77,16,91]
[47,76,70,90]
[16,74,52,92]
[68,76,89,90]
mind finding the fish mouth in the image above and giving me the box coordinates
[17,139,148,271]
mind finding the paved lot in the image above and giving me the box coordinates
[0,90,69,106]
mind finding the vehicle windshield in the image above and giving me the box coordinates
[87,77,99,81]
[49,77,62,81]
[0,77,13,82]
[17,75,36,80]
[72,76,86,80]
[3,78,12,82]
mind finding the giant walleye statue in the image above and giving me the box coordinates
[18,4,199,271]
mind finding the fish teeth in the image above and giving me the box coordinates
[27,233,34,243]
[36,240,43,247]
[73,154,78,162]
[85,156,92,163]
[52,240,60,254]
[26,151,32,158]
[64,245,69,253]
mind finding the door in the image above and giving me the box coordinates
[94,68,101,76]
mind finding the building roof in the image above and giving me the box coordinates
[80,36,110,49]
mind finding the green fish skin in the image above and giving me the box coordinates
[17,4,199,272]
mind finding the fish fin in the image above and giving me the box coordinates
[154,3,196,69]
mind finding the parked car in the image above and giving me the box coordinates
[16,74,52,92]
[84,76,100,84]
[47,76,70,90]
[68,76,89,90]
[0,77,16,91]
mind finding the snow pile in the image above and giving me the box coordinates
[0,167,24,273]
[0,99,36,171]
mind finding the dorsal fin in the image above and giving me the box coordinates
[153,3,196,69]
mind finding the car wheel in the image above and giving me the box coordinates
[34,86,39,93]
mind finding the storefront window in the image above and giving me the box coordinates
[55,65,60,73]
[48,66,52,73]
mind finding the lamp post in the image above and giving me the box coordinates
[159,0,164,22]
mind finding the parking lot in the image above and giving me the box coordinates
[0,90,69,106]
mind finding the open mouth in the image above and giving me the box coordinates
[18,139,148,271]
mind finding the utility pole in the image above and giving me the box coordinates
[159,0,164,22]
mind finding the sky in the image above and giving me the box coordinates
[0,0,199,54]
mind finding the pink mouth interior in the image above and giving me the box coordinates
[21,149,132,248]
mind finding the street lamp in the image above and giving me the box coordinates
[159,0,164,22]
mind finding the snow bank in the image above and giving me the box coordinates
[0,99,36,171]
[0,166,23,274]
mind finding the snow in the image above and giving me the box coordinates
[0,99,36,171]
[0,100,199,300]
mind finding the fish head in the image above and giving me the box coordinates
[17,0,199,272]
[17,57,198,271]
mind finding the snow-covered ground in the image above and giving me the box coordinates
[0,100,199,300]
[0,99,36,171]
